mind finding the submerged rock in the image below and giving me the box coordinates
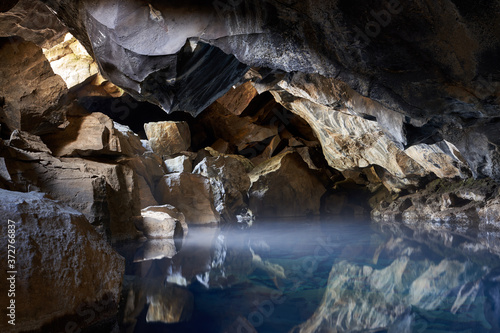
[0,189,124,332]
[248,151,326,217]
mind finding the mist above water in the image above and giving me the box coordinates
[116,219,500,333]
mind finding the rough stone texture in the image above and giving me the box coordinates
[0,189,124,332]
[248,151,326,217]
[216,81,258,116]
[0,38,68,136]
[193,152,253,223]
[155,173,220,225]
[144,121,191,157]
[43,33,99,89]
[200,101,278,152]
[372,178,500,232]
[271,87,469,182]
[1,143,142,240]
[42,0,500,180]
[8,130,52,153]
[137,205,186,239]
[164,155,192,174]
[0,0,67,48]
[43,112,145,158]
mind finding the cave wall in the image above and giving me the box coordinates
[36,0,500,181]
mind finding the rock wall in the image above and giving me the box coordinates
[39,0,500,181]
[0,190,124,332]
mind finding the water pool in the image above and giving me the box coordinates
[115,219,500,333]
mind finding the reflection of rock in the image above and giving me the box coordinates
[224,316,258,333]
[292,225,498,333]
[0,189,124,332]
[144,121,191,157]
[133,239,177,262]
[155,173,220,225]
[248,151,326,217]
[122,278,193,331]
[137,205,186,239]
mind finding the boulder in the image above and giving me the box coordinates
[144,121,191,157]
[0,38,68,136]
[2,146,141,240]
[216,81,258,116]
[42,33,99,89]
[248,151,326,217]
[193,153,253,223]
[138,205,186,239]
[8,129,52,153]
[136,175,159,209]
[43,112,144,158]
[155,173,220,225]
[164,155,192,173]
[0,189,124,332]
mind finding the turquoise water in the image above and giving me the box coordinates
[116,219,500,333]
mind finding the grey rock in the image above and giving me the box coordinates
[0,189,124,332]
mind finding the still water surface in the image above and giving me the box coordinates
[116,219,500,333]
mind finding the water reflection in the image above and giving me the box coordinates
[116,220,500,333]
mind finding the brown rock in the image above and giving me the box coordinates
[144,121,191,157]
[248,151,326,217]
[42,33,98,89]
[2,147,141,240]
[200,101,278,152]
[0,38,68,136]
[0,189,124,332]
[216,81,258,116]
[0,0,67,48]
[155,173,220,225]
[43,112,144,158]
[8,129,52,153]
[138,205,186,239]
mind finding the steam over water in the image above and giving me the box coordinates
[116,219,500,333]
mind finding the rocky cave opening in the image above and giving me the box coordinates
[1,0,500,332]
